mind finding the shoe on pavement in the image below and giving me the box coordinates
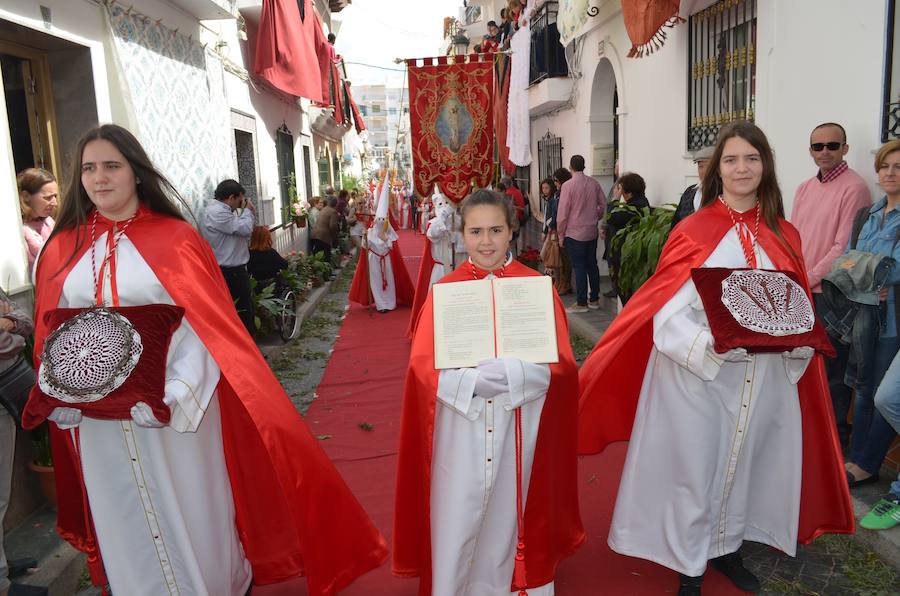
[565,304,589,314]
[860,494,900,530]
[677,573,703,596]
[587,300,601,310]
[603,289,617,298]
[710,552,760,593]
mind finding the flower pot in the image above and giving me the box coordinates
[294,215,307,228]
[28,461,57,508]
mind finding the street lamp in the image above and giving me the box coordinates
[452,33,470,56]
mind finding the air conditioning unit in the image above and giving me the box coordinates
[590,144,615,176]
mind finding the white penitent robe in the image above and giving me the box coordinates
[401,201,411,229]
[57,233,252,596]
[608,227,812,577]
[426,215,453,286]
[367,223,398,311]
[431,359,553,596]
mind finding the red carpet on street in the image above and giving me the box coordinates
[303,229,743,595]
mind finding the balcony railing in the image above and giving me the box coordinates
[529,1,568,86]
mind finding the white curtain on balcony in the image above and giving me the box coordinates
[105,4,235,222]
[507,23,532,167]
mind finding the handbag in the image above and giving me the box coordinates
[0,355,36,428]
[540,232,563,269]
[691,267,835,356]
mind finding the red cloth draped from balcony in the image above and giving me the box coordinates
[493,54,516,176]
[622,0,685,58]
[345,82,367,133]
[254,0,329,102]
[330,61,345,124]
[407,55,495,203]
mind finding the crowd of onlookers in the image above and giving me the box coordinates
[472,0,525,54]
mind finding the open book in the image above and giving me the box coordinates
[432,276,559,369]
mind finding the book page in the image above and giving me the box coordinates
[433,279,496,369]
[493,276,559,364]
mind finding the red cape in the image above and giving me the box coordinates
[33,208,387,594]
[406,222,441,338]
[393,260,585,593]
[348,239,415,307]
[577,200,854,544]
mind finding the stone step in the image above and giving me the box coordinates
[4,507,85,596]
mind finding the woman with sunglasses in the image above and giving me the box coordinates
[578,122,852,595]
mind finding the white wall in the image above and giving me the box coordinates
[530,0,891,217]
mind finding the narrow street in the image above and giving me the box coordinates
[266,230,899,596]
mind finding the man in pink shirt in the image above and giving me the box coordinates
[556,154,606,313]
[791,121,871,446]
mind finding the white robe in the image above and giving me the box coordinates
[55,233,252,596]
[367,224,399,311]
[425,216,453,286]
[608,226,812,577]
[401,201,411,229]
[431,358,553,596]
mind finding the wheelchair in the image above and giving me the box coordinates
[253,276,300,342]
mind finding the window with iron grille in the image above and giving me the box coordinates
[687,0,757,151]
[275,124,296,224]
[537,131,562,184]
[883,0,900,141]
[529,1,568,86]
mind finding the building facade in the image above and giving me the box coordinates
[355,84,412,176]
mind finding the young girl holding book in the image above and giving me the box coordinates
[393,189,584,596]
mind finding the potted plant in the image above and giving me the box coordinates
[29,422,56,508]
[517,248,542,272]
[292,201,309,228]
[609,205,674,301]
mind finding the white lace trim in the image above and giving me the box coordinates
[721,270,814,337]
[39,307,143,403]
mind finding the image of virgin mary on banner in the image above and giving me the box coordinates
[407,55,494,203]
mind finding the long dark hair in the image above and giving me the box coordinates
[700,121,785,228]
[540,177,556,197]
[46,124,189,274]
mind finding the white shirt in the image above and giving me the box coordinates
[201,201,255,267]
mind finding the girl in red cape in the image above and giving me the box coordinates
[394,190,584,596]
[577,122,854,596]
[30,124,386,595]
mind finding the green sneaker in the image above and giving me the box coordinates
[860,495,900,530]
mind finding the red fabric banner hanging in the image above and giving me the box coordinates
[345,81,366,133]
[621,0,685,58]
[254,0,330,101]
[493,53,517,177]
[408,55,494,203]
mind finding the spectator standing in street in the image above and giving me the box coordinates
[0,293,35,596]
[670,146,713,229]
[308,195,322,229]
[202,179,256,335]
[541,175,572,295]
[311,196,339,261]
[791,122,871,448]
[556,154,606,314]
[605,172,651,304]
[18,167,59,273]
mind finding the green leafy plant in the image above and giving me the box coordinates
[249,278,288,334]
[609,205,674,299]
[308,251,334,284]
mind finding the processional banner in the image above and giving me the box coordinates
[407,55,494,203]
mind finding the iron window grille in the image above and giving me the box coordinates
[686,0,757,151]
[275,124,296,224]
[530,1,568,86]
[884,0,900,141]
[537,131,563,185]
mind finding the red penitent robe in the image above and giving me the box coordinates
[577,200,855,544]
[33,207,387,595]
[406,222,441,339]
[348,237,415,307]
[393,259,585,594]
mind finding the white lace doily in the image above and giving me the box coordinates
[39,308,143,403]
[721,270,814,336]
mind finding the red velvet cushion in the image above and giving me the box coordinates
[22,304,185,430]
[691,267,835,357]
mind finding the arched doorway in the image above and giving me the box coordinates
[588,57,618,194]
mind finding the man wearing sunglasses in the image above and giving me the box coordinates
[791,122,872,447]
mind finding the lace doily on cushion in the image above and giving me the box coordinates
[721,269,814,337]
[38,307,143,403]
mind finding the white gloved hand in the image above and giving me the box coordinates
[48,407,82,430]
[782,346,815,360]
[474,359,509,398]
[706,345,752,362]
[130,402,165,428]
[782,346,815,385]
